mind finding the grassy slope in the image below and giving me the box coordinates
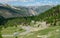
[2,26,60,38]
[1,26,25,35]
[21,26,60,38]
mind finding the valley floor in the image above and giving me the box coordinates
[1,21,60,38]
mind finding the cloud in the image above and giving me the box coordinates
[0,0,36,3]
[19,0,35,2]
[0,0,59,6]
[0,0,17,3]
[0,0,16,2]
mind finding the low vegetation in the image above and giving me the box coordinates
[21,26,60,38]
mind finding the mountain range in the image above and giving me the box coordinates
[0,3,53,18]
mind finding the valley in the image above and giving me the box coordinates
[0,3,60,38]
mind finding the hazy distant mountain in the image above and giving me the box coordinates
[0,3,53,18]
[27,5,53,14]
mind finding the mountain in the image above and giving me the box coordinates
[37,5,60,26]
[27,5,53,14]
[0,3,53,18]
[0,4,36,18]
[0,3,59,26]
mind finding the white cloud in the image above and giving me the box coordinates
[0,0,17,3]
[0,0,17,2]
[0,0,59,6]
[19,0,35,2]
[0,0,36,3]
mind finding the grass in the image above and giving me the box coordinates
[21,26,60,38]
[1,25,25,38]
[1,26,25,35]
[3,37,15,38]
[48,26,60,38]
[1,26,60,38]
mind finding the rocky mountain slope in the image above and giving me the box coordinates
[0,3,52,18]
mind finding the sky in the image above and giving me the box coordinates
[0,0,60,6]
